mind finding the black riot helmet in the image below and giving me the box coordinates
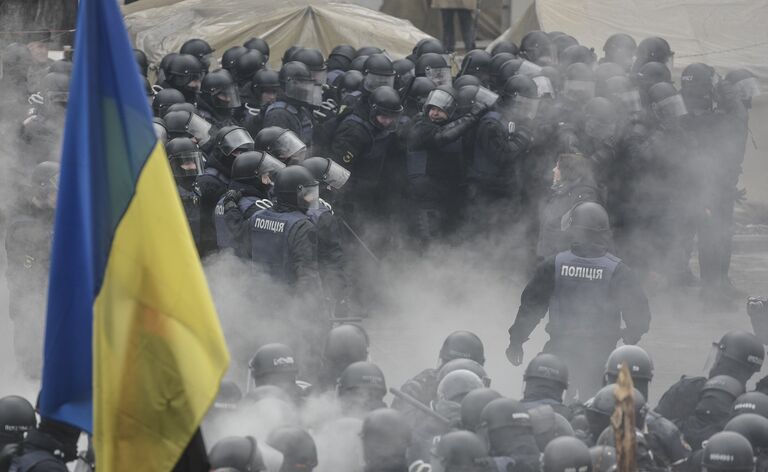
[603,34,637,71]
[231,151,286,187]
[415,53,452,86]
[633,37,674,73]
[165,137,205,180]
[233,50,267,86]
[167,54,204,92]
[583,97,618,141]
[559,45,596,69]
[404,77,437,115]
[635,61,672,98]
[164,109,213,145]
[134,49,149,77]
[454,75,482,89]
[158,52,179,84]
[272,165,319,210]
[725,69,761,107]
[489,53,516,85]
[681,62,718,112]
[725,414,768,452]
[423,85,458,120]
[430,431,488,472]
[648,82,687,123]
[282,46,301,64]
[500,75,540,121]
[328,44,357,71]
[714,330,765,374]
[249,343,299,379]
[357,46,384,57]
[251,69,281,106]
[279,61,319,106]
[302,156,351,191]
[292,48,327,84]
[480,398,533,431]
[322,324,369,370]
[520,30,556,65]
[200,69,242,110]
[561,201,611,251]
[524,353,569,387]
[732,392,768,419]
[702,376,745,403]
[604,75,643,114]
[563,62,596,103]
[214,126,255,162]
[369,85,403,130]
[338,361,387,396]
[438,358,490,387]
[243,37,270,60]
[351,56,370,73]
[413,38,446,58]
[701,431,755,472]
[0,395,36,444]
[209,436,266,472]
[544,437,593,472]
[552,34,579,57]
[39,72,70,115]
[603,345,654,395]
[221,46,249,72]
[460,388,503,432]
[589,446,617,472]
[362,409,412,469]
[594,62,626,97]
[393,58,416,90]
[254,127,307,164]
[152,87,186,117]
[461,50,492,82]
[439,331,485,365]
[180,38,215,71]
[339,70,364,96]
[586,385,647,434]
[267,427,318,472]
[491,40,519,57]
[363,53,396,92]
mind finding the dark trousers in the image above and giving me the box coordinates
[441,9,475,52]
[543,336,618,402]
[698,190,735,285]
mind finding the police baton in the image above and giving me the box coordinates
[339,217,382,264]
[389,388,452,428]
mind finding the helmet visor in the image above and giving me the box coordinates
[324,160,351,190]
[656,94,687,119]
[563,79,596,101]
[311,69,328,86]
[272,131,307,163]
[188,113,213,146]
[153,122,168,142]
[258,152,287,177]
[220,128,255,156]
[616,89,643,112]
[518,60,543,77]
[169,151,204,177]
[214,85,242,109]
[424,89,456,116]
[474,86,499,108]
[512,95,540,120]
[734,77,761,101]
[363,72,396,91]
[286,79,321,106]
[298,183,320,210]
[533,76,554,97]
[426,67,453,87]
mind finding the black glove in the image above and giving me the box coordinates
[313,99,338,122]
[222,189,242,211]
[506,340,525,366]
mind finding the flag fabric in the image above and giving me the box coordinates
[611,363,637,472]
[37,0,230,470]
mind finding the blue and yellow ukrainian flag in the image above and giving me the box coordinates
[37,0,229,470]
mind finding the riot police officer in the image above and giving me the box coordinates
[166,137,205,251]
[0,395,36,469]
[460,388,503,432]
[266,427,318,472]
[9,418,81,472]
[678,375,745,450]
[243,37,270,61]
[254,127,308,165]
[263,61,319,147]
[244,69,282,137]
[543,436,592,472]
[159,54,204,103]
[519,31,557,66]
[507,202,651,400]
[361,409,412,472]
[480,398,541,472]
[6,162,59,379]
[317,323,369,391]
[601,34,636,71]
[180,38,215,73]
[428,431,488,472]
[152,88,186,118]
[700,431,755,472]
[521,353,572,420]
[247,343,309,405]
[327,45,357,86]
[208,436,266,472]
[337,361,388,417]
[632,37,674,74]
[196,69,242,129]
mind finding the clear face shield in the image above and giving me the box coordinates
[220,128,255,156]
[424,89,457,118]
[734,77,761,101]
[654,94,687,121]
[187,113,212,146]
[311,69,328,86]
[563,79,596,102]
[213,84,242,109]
[370,106,402,131]
[510,95,540,121]
[169,150,204,178]
[180,71,204,91]
[616,89,643,113]
[584,117,617,141]
[286,78,322,106]
[474,86,499,108]
[518,60,543,77]
[257,152,286,184]
[272,130,307,164]
[426,66,453,87]
[533,76,555,98]
[363,72,396,92]
[298,183,320,210]
[323,159,351,190]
